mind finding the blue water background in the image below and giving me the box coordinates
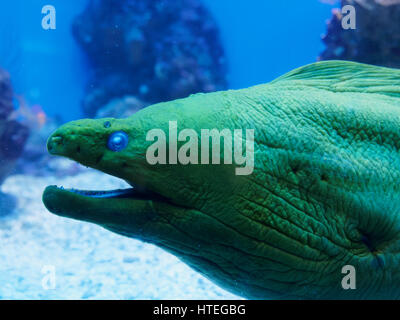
[0,0,334,121]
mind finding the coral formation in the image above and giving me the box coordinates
[0,68,29,214]
[72,0,228,118]
[0,69,29,184]
[320,0,400,68]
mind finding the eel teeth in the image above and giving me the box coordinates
[64,188,136,199]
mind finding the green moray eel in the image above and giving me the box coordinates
[43,61,400,299]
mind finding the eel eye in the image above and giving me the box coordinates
[107,131,129,152]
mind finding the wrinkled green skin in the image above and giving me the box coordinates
[43,61,400,299]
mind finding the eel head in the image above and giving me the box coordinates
[42,95,258,298]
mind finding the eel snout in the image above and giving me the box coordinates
[47,132,94,165]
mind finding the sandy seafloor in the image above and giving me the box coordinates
[0,166,240,299]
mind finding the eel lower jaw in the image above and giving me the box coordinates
[42,183,177,226]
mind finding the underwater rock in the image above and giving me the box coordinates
[0,69,29,184]
[0,68,29,214]
[320,0,400,68]
[95,95,147,119]
[72,0,228,117]
[0,70,13,121]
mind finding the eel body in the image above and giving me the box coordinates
[43,61,400,299]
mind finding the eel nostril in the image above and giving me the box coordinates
[51,136,63,146]
[47,135,64,154]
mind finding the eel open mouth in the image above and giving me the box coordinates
[56,187,137,199]
[46,185,170,202]
[42,181,184,230]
